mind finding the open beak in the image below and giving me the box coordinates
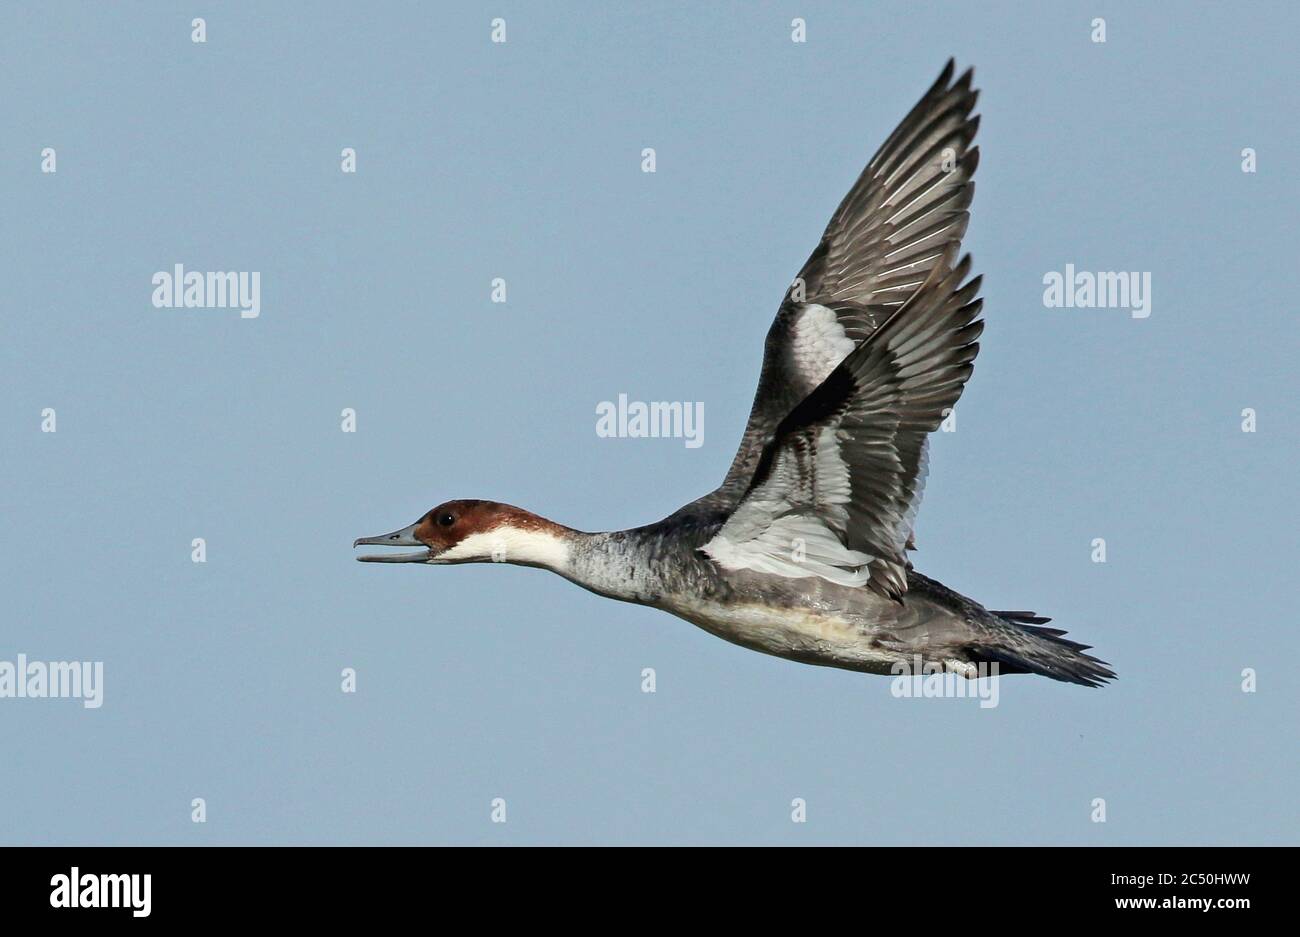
[354,522,432,563]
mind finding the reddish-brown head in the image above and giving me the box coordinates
[354,500,573,568]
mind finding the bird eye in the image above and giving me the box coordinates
[438,512,455,527]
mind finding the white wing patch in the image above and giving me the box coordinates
[702,423,874,587]
[703,513,872,587]
[790,304,855,389]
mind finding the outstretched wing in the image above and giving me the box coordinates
[701,253,983,599]
[694,60,979,516]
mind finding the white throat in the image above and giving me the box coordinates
[437,525,572,572]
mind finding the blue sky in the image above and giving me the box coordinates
[1,1,1296,844]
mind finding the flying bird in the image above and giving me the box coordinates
[355,61,1115,687]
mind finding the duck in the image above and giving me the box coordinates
[355,60,1115,688]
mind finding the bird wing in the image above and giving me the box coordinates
[693,60,979,530]
[701,253,983,599]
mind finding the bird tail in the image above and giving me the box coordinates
[967,611,1116,688]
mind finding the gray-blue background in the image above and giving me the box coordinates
[2,1,1296,844]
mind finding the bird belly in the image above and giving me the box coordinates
[664,599,904,673]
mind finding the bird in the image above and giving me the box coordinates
[354,60,1115,688]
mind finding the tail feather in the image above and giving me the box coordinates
[968,617,1116,688]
